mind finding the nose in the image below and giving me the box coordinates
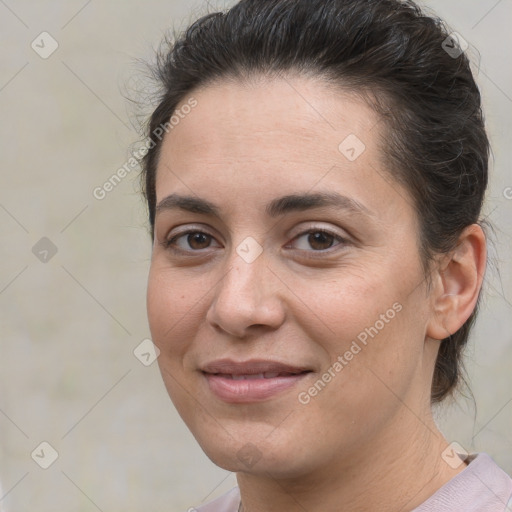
[205,246,286,339]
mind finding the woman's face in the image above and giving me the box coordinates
[147,75,441,477]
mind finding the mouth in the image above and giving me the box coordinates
[201,359,313,403]
[210,371,307,380]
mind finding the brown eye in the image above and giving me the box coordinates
[291,229,347,252]
[163,230,219,252]
[185,232,212,250]
[307,231,336,250]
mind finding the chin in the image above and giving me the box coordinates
[193,428,321,478]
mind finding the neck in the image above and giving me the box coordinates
[236,408,466,512]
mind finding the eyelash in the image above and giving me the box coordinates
[160,227,349,257]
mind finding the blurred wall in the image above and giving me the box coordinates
[0,0,511,510]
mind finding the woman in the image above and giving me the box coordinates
[140,0,512,510]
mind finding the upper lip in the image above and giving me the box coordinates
[201,359,312,375]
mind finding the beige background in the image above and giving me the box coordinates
[0,0,511,510]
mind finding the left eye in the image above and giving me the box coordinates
[290,229,346,251]
[163,228,347,254]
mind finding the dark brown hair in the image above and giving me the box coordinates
[139,0,491,403]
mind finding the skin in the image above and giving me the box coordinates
[146,74,486,512]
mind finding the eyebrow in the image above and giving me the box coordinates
[155,191,375,220]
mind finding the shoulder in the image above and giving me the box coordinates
[188,486,240,512]
[413,452,512,512]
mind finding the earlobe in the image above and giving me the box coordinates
[426,224,487,341]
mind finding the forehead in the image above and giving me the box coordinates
[161,75,378,160]
[154,75,411,225]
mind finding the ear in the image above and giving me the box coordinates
[426,224,487,341]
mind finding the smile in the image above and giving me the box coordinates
[201,359,312,403]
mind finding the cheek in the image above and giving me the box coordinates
[290,307,420,461]
[146,266,206,417]
[294,265,397,348]
[297,260,424,400]
[146,265,201,356]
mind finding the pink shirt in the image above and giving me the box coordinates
[191,453,512,511]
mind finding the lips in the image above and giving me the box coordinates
[201,359,312,403]
[201,359,311,376]
[220,372,299,380]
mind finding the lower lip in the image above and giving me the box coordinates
[203,372,310,403]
